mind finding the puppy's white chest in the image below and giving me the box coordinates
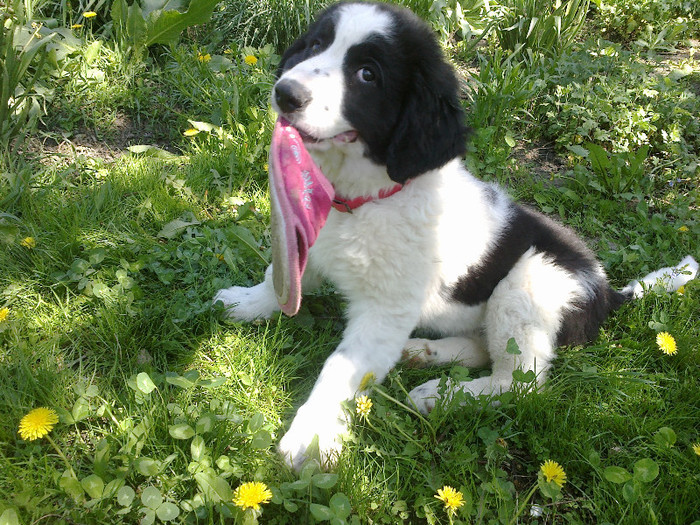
[311,210,388,275]
[309,205,431,297]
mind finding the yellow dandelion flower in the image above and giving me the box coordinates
[0,307,8,322]
[18,407,59,441]
[355,395,372,420]
[183,128,200,137]
[358,371,376,391]
[83,11,97,18]
[692,443,700,456]
[197,52,211,63]
[21,237,36,248]
[233,481,273,511]
[678,225,689,232]
[71,23,83,29]
[435,486,464,515]
[540,460,567,487]
[244,55,258,66]
[656,332,677,356]
[677,285,685,295]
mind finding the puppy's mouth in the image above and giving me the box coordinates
[301,129,359,144]
[282,119,359,145]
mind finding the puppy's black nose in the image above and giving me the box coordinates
[274,79,311,114]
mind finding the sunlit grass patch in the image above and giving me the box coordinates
[1,1,698,522]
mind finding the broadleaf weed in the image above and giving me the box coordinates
[1,2,699,523]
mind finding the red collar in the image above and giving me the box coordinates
[331,182,406,213]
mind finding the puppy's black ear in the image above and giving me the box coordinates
[276,37,306,78]
[385,64,469,183]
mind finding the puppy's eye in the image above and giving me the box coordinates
[310,39,322,52]
[357,67,376,83]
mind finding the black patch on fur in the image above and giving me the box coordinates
[450,204,630,344]
[341,35,405,165]
[556,286,630,346]
[353,3,470,182]
[276,4,342,77]
[451,205,581,305]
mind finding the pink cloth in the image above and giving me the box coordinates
[269,118,335,316]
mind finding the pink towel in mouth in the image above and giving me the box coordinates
[268,118,335,316]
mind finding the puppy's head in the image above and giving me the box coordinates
[272,1,468,183]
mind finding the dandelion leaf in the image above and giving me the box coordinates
[145,0,220,46]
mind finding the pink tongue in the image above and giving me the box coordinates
[333,130,359,143]
[268,118,335,316]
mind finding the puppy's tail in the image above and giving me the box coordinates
[620,255,699,300]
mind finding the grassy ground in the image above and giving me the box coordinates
[1,0,699,523]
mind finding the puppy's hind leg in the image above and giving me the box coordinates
[475,251,583,397]
[407,328,555,414]
[408,251,575,414]
[403,336,491,414]
[402,336,490,368]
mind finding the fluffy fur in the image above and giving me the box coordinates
[213,1,698,470]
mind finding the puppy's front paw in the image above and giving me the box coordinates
[213,283,279,321]
[278,409,347,471]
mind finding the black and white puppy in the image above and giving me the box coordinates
[214,1,697,470]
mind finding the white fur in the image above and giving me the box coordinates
[213,4,697,470]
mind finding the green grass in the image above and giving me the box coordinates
[1,1,699,523]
